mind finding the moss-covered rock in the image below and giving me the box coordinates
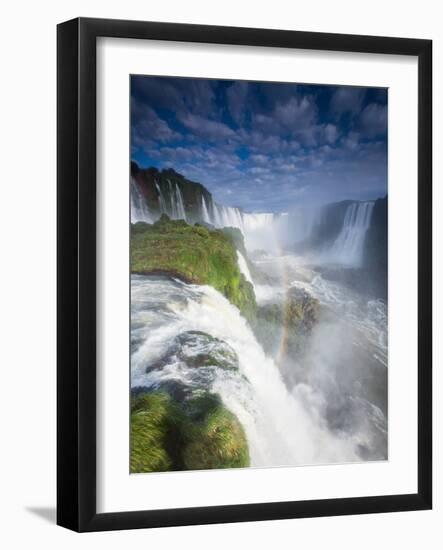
[130,390,249,473]
[130,392,185,473]
[131,215,256,320]
[221,226,248,258]
[253,287,320,359]
[258,288,320,334]
[183,401,249,470]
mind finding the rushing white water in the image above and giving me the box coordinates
[248,249,388,459]
[212,202,245,231]
[152,179,187,221]
[328,201,375,266]
[205,203,284,252]
[131,176,285,251]
[173,181,187,221]
[201,196,211,224]
[155,181,167,214]
[166,179,187,221]
[237,251,255,287]
[130,177,153,223]
[131,274,360,466]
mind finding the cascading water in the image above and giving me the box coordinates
[203,200,281,252]
[242,212,281,251]
[237,251,255,288]
[201,196,211,224]
[130,167,388,469]
[174,182,187,221]
[131,274,360,466]
[155,179,187,221]
[212,203,245,231]
[130,177,153,223]
[328,201,375,266]
[155,181,167,215]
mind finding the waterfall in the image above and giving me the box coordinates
[211,203,245,231]
[131,275,358,466]
[174,183,187,221]
[201,202,280,251]
[155,180,186,221]
[237,251,255,288]
[329,201,375,266]
[131,177,153,223]
[167,180,178,218]
[201,196,211,224]
[243,212,275,232]
[155,181,167,215]
[242,212,283,251]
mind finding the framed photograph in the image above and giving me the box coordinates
[57,17,432,532]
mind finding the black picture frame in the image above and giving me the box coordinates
[57,17,432,532]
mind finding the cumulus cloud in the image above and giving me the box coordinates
[131,101,180,146]
[358,103,388,138]
[275,96,317,134]
[227,81,248,124]
[323,124,339,144]
[330,87,366,116]
[131,76,388,211]
[343,131,360,151]
[178,112,236,140]
[132,76,217,118]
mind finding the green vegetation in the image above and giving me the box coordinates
[183,402,249,470]
[130,390,249,473]
[131,215,256,320]
[130,392,185,473]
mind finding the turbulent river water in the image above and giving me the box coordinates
[131,250,387,467]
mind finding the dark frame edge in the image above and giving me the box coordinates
[417,39,432,510]
[79,493,430,532]
[57,17,80,531]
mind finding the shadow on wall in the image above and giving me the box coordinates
[26,507,56,524]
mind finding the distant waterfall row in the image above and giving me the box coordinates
[130,176,376,265]
[131,177,188,223]
[201,196,282,250]
[130,176,279,250]
[328,201,375,266]
[155,179,187,221]
[130,177,154,223]
[201,196,275,234]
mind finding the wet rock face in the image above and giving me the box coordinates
[257,287,320,335]
[309,200,354,248]
[286,287,320,334]
[131,161,212,223]
[253,286,321,363]
[362,196,388,299]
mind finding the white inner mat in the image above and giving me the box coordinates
[96,37,418,514]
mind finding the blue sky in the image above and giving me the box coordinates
[131,76,387,213]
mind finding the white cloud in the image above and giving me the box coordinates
[227,81,248,124]
[324,123,339,144]
[330,87,365,116]
[178,113,236,140]
[358,103,387,137]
